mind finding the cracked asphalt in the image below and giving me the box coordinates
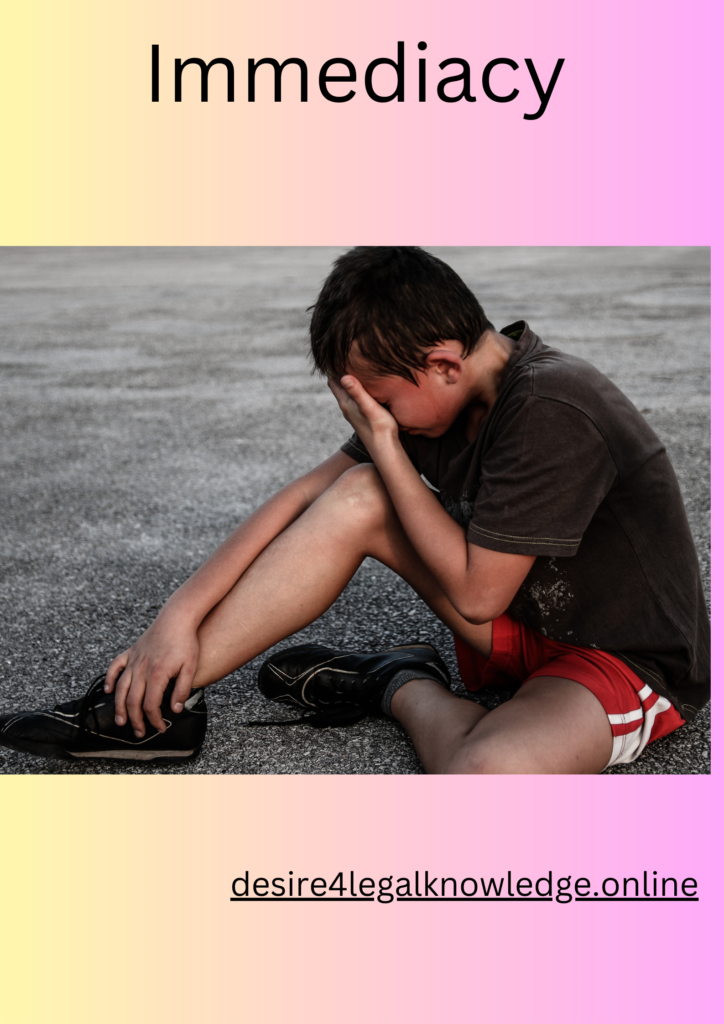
[0,246,710,774]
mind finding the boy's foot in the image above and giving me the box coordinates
[0,676,207,763]
[256,642,451,727]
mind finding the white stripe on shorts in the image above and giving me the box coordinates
[605,686,673,769]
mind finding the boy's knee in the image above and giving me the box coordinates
[447,737,527,775]
[328,463,390,520]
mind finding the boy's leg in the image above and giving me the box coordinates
[390,675,613,774]
[187,461,613,774]
[191,462,493,687]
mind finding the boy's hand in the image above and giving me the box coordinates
[328,376,398,450]
[104,616,200,738]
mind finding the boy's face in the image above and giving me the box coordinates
[343,342,468,437]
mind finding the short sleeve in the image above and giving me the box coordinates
[468,397,618,557]
[340,432,374,464]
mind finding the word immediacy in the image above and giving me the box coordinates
[151,43,565,120]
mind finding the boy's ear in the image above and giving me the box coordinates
[424,346,464,383]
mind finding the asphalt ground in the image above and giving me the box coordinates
[0,247,710,774]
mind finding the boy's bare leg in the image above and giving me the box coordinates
[188,462,612,774]
[390,676,613,774]
[192,462,493,686]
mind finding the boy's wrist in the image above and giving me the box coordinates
[365,427,403,459]
[156,594,204,631]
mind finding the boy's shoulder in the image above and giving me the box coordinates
[501,322,630,415]
[387,322,664,494]
[497,323,660,460]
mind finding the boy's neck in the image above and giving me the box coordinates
[462,330,516,440]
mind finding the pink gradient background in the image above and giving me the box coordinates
[1,0,720,243]
[1,1,720,1022]
[3,775,718,1022]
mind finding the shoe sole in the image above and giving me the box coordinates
[386,643,438,654]
[0,735,201,765]
[70,748,200,764]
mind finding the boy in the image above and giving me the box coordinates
[0,247,710,773]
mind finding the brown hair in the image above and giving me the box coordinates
[309,247,493,383]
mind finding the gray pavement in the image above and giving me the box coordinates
[0,247,710,774]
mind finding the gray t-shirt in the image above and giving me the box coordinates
[341,322,710,720]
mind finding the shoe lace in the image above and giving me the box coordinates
[76,674,108,739]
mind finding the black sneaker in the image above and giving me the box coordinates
[0,675,207,763]
[255,642,451,727]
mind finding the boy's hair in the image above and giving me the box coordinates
[309,247,494,383]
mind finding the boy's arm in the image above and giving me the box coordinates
[331,378,534,622]
[106,450,356,736]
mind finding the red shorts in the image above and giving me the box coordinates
[454,614,685,768]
